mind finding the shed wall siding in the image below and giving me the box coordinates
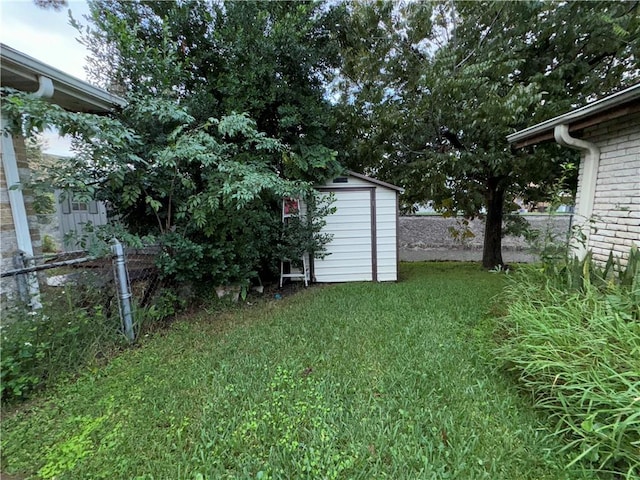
[375,187,398,281]
[313,174,399,282]
[327,176,378,189]
[578,110,640,265]
[313,189,373,282]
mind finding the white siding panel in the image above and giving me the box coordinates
[314,189,373,282]
[316,271,373,282]
[324,176,376,189]
[376,206,397,214]
[375,188,398,281]
[322,223,369,233]
[324,243,373,254]
[323,217,370,224]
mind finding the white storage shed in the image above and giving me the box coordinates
[312,171,403,283]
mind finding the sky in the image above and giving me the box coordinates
[1,0,92,155]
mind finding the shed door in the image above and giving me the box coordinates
[57,191,108,251]
[314,188,374,282]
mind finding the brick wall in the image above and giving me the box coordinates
[13,135,42,253]
[578,110,640,265]
[0,134,42,303]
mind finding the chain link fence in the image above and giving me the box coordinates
[0,241,169,400]
[1,241,163,340]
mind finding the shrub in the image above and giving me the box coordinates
[494,248,640,478]
[41,235,58,253]
[276,192,335,264]
[1,285,125,403]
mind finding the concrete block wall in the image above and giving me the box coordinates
[578,111,640,265]
[399,214,572,263]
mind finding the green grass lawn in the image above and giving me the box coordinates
[1,263,590,479]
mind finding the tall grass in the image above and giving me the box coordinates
[1,274,187,403]
[495,248,640,478]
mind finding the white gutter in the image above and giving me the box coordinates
[553,124,600,260]
[508,83,640,144]
[1,43,127,111]
[0,76,55,309]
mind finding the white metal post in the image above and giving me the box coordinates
[1,114,41,309]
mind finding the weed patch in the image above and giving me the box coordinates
[1,286,125,402]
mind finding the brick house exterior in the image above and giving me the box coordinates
[575,111,639,264]
[1,44,125,306]
[507,84,640,266]
[0,140,29,255]
[0,136,42,301]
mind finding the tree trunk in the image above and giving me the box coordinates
[482,177,505,269]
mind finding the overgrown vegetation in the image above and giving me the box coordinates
[1,264,593,479]
[494,248,640,478]
[1,280,125,402]
[1,252,190,404]
[2,0,348,290]
[276,194,336,266]
[1,92,338,289]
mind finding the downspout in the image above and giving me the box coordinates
[33,75,55,98]
[553,124,600,260]
[0,75,54,308]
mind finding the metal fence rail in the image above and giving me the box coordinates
[1,253,96,277]
[1,241,162,342]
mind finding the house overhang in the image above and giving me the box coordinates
[507,83,640,148]
[1,43,126,114]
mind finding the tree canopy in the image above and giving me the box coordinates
[76,0,345,181]
[335,0,639,267]
[4,0,350,288]
[12,0,640,275]
[71,0,350,285]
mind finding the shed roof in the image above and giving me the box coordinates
[1,43,126,114]
[346,171,405,192]
[507,83,640,148]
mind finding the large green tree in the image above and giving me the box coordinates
[2,0,348,287]
[76,0,345,181]
[54,0,347,285]
[336,0,640,268]
[1,90,320,286]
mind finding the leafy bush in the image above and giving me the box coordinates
[494,248,640,478]
[276,192,336,264]
[41,235,58,254]
[1,285,125,403]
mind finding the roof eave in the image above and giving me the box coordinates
[1,43,126,113]
[507,83,640,147]
[346,170,405,193]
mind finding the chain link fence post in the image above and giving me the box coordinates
[111,239,134,342]
[12,250,42,309]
